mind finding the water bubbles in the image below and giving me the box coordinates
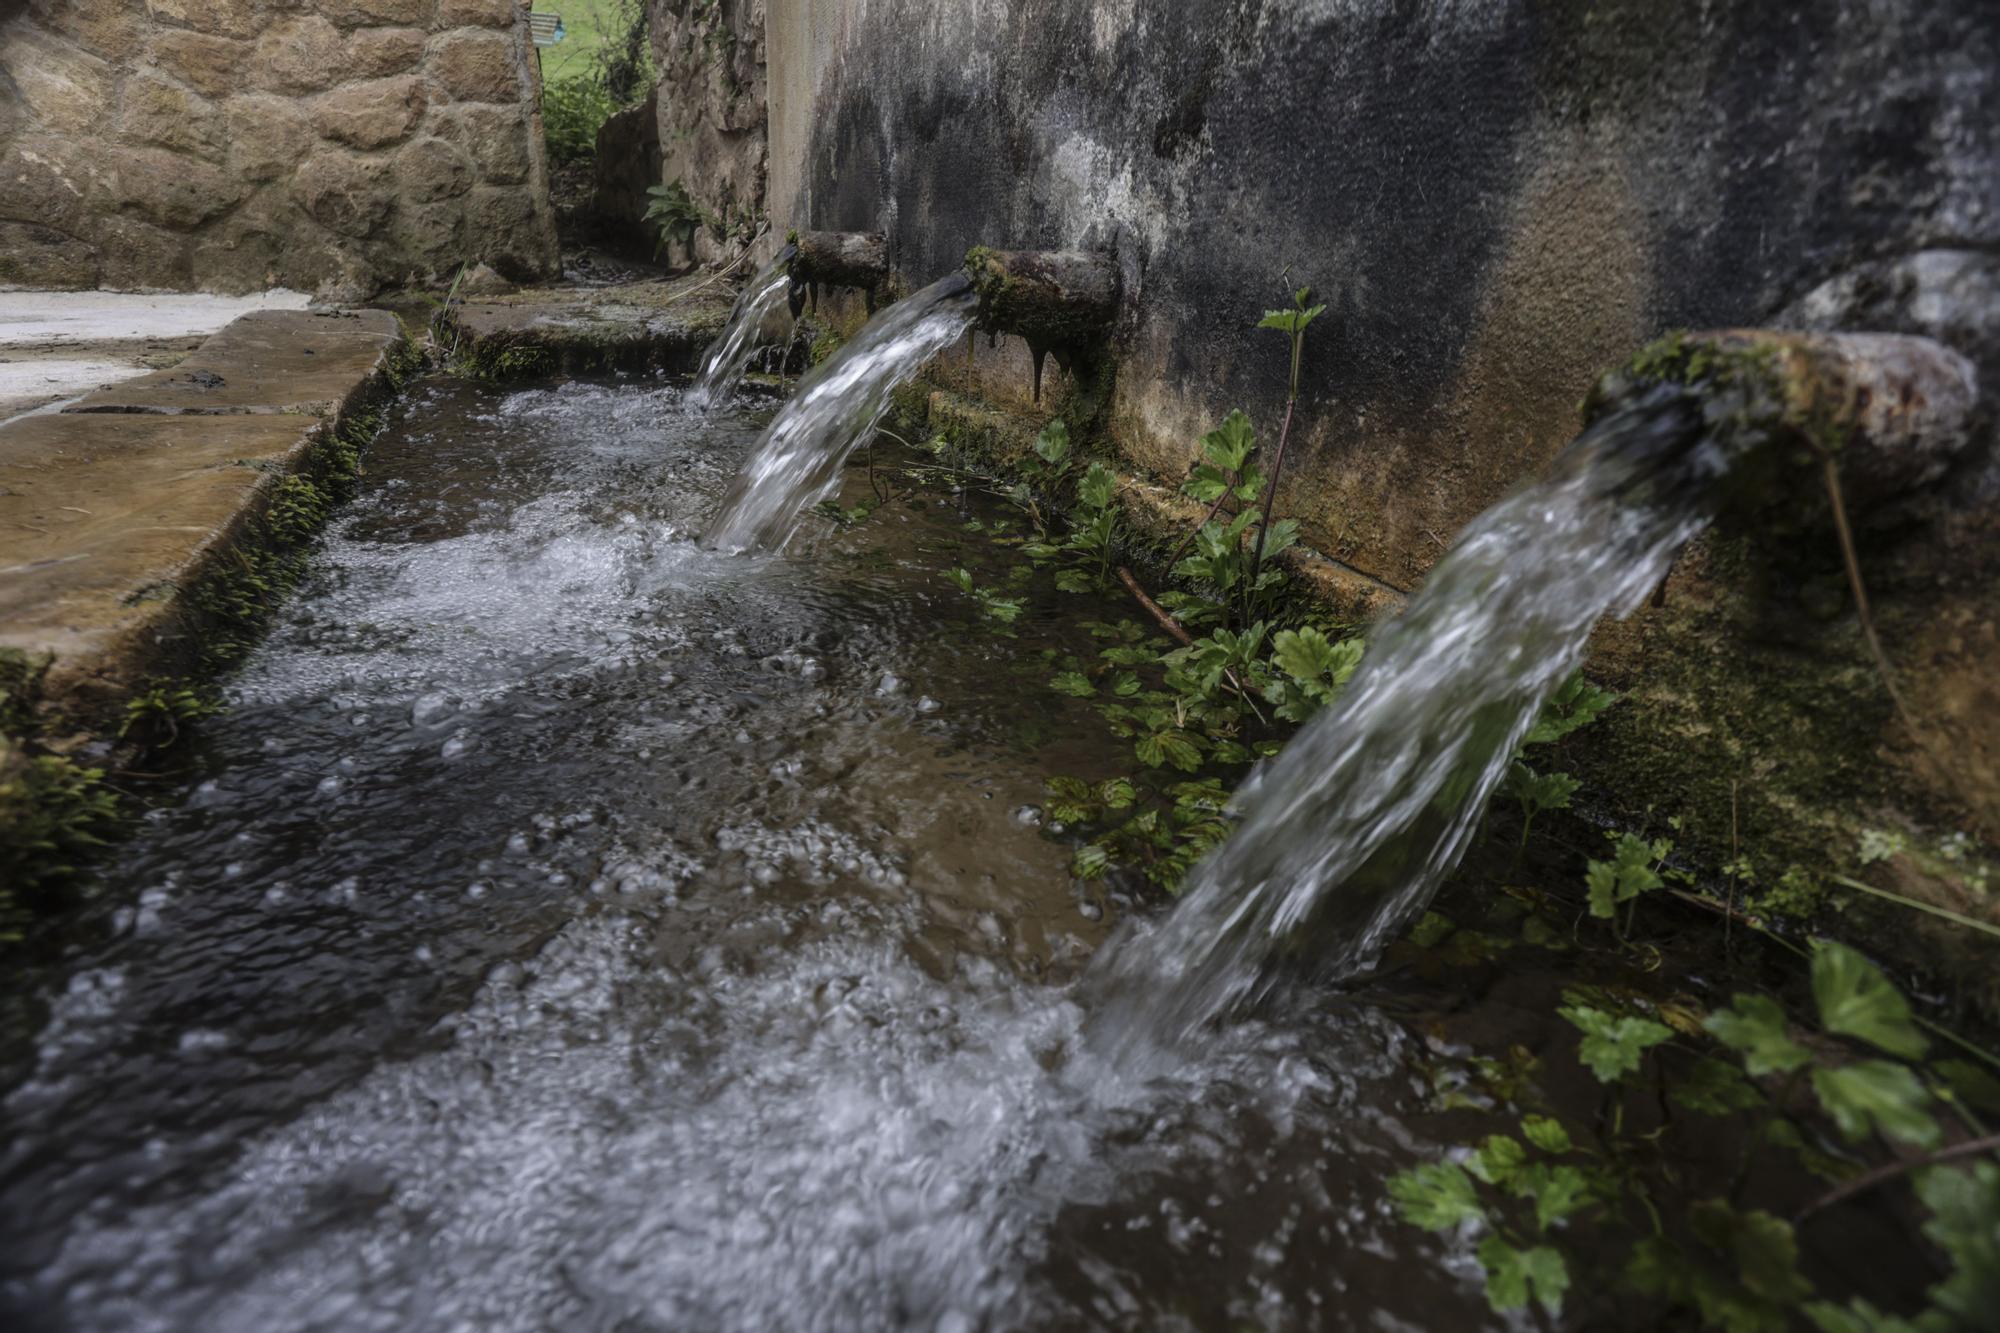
[177,1029,230,1055]
[506,832,532,856]
[442,733,473,760]
[875,672,904,696]
[465,882,490,901]
[1011,804,1044,828]
[915,695,941,714]
[260,884,290,908]
[316,774,344,797]
[412,691,458,727]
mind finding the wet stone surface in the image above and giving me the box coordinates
[0,375,1493,1331]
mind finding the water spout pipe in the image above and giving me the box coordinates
[962,247,1120,403]
[1587,330,1980,508]
[787,230,889,316]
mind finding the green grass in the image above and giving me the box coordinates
[532,0,635,83]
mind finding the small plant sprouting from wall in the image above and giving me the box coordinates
[645,180,709,264]
[0,650,120,941]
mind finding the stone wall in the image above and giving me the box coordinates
[744,1,2000,947]
[646,0,766,263]
[0,0,561,296]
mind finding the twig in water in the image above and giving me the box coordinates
[1116,566,1267,725]
[1796,1132,2000,1221]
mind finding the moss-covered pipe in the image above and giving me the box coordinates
[962,247,1120,403]
[1587,329,1979,507]
[786,230,888,315]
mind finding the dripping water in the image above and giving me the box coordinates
[684,244,798,413]
[1087,384,1755,1069]
[703,274,977,554]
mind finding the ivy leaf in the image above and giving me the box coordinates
[945,567,975,594]
[1524,672,1619,746]
[1072,843,1110,879]
[1077,461,1117,510]
[1199,409,1256,473]
[1522,1163,1592,1230]
[1261,517,1301,559]
[1706,994,1813,1077]
[1094,778,1136,811]
[1155,730,1204,773]
[1507,762,1581,818]
[1688,1201,1813,1309]
[1561,1005,1672,1082]
[1408,911,1455,949]
[1584,833,1665,918]
[1048,672,1096,698]
[1812,1060,1941,1148]
[1913,1160,2000,1327]
[1520,1115,1572,1154]
[1256,303,1328,336]
[1804,1299,1927,1333]
[1476,1236,1569,1316]
[1811,940,1928,1060]
[1032,419,1070,465]
[1054,568,1093,594]
[1467,1135,1525,1186]
[1672,1056,1767,1115]
[1386,1161,1482,1231]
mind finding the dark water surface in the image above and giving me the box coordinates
[2,376,1492,1331]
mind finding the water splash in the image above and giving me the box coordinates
[685,245,798,413]
[1087,385,1749,1067]
[704,274,977,554]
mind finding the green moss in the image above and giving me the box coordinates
[808,329,844,367]
[0,651,120,939]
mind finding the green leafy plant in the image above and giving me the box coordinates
[120,680,219,752]
[1245,285,1326,605]
[1388,921,2000,1330]
[541,75,621,166]
[644,180,710,264]
[944,567,1024,626]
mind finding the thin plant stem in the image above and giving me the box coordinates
[1796,1132,2000,1221]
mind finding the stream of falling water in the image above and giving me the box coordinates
[703,274,978,554]
[684,246,798,414]
[1086,385,1740,1068]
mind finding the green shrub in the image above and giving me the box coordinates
[541,75,620,165]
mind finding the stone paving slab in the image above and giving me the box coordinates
[0,307,405,721]
[0,413,324,672]
[63,310,403,416]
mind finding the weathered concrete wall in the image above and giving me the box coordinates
[746,1,2000,938]
[0,0,561,297]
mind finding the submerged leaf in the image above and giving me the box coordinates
[1386,1161,1482,1231]
[1706,995,1812,1077]
[1562,1005,1672,1082]
[1812,1060,1940,1148]
[1811,940,1927,1060]
[1476,1236,1569,1315]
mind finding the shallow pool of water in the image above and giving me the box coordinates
[1,375,1495,1331]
